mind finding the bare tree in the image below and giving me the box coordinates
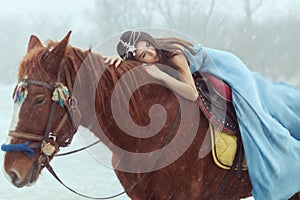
[203,0,216,40]
[88,0,212,42]
[244,0,263,24]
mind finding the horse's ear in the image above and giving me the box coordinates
[43,31,72,76]
[27,35,43,52]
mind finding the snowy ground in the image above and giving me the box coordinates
[0,83,254,200]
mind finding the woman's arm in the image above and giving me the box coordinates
[145,54,198,101]
[171,53,199,98]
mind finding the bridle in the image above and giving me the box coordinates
[8,67,79,158]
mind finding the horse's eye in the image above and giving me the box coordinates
[33,97,45,106]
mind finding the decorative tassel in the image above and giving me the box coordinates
[52,83,70,107]
[1,141,35,158]
[14,82,27,103]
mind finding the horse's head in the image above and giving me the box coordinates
[2,31,81,187]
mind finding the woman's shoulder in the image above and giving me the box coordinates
[169,51,189,71]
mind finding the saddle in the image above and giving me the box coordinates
[193,71,238,135]
[193,71,247,170]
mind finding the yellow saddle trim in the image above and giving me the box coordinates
[210,123,247,170]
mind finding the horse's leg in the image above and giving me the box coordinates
[289,192,300,200]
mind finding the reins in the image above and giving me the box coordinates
[54,140,101,157]
[42,105,181,200]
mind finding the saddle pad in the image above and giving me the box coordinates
[210,123,247,170]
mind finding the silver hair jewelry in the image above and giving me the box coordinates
[120,31,141,59]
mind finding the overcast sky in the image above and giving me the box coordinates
[0,0,94,15]
[0,0,299,85]
[1,0,298,19]
[1,0,299,40]
[0,0,92,34]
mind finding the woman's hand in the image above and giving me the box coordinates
[103,55,123,67]
[144,64,166,80]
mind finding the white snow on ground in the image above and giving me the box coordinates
[0,83,253,200]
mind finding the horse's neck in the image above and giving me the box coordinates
[68,50,130,150]
[67,50,103,130]
[69,51,196,154]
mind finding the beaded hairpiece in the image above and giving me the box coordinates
[120,31,141,60]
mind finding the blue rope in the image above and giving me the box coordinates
[1,141,35,158]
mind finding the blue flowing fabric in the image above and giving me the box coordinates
[185,44,300,200]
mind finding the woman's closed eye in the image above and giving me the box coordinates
[140,52,146,59]
[141,42,150,58]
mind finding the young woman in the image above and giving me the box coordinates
[105,31,199,101]
[104,30,300,200]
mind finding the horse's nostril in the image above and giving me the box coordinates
[9,171,18,182]
[9,171,20,187]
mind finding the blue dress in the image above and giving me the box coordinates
[185,44,300,200]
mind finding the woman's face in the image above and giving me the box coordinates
[134,41,159,63]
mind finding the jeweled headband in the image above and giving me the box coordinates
[120,31,141,60]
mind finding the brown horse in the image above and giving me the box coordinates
[2,31,260,199]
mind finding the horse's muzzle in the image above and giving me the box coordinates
[6,160,40,188]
